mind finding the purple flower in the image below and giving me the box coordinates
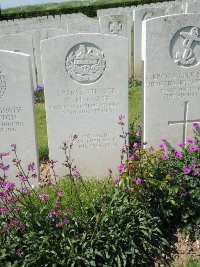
[55,222,63,228]
[72,166,80,175]
[193,122,199,129]
[19,175,28,182]
[56,190,63,197]
[133,142,138,148]
[11,144,16,151]
[174,149,180,154]
[117,164,124,172]
[2,181,15,193]
[159,143,165,148]
[176,152,183,159]
[183,168,191,175]
[181,188,189,197]
[177,142,183,148]
[194,171,200,177]
[135,177,142,185]
[186,138,194,144]
[28,162,36,172]
[190,145,197,152]
[135,130,141,137]
[21,187,29,195]
[162,154,169,159]
[0,164,10,171]
[48,209,59,218]
[0,152,9,159]
[9,219,18,227]
[129,154,134,161]
[0,207,8,215]
[189,162,196,169]
[113,177,119,183]
[39,194,48,201]
[63,216,70,224]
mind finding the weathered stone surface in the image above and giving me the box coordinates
[33,28,65,85]
[99,14,132,78]
[67,14,99,33]
[133,5,165,80]
[0,34,37,89]
[41,34,128,179]
[0,50,38,187]
[142,14,200,148]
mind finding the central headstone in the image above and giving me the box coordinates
[143,14,200,148]
[41,34,128,179]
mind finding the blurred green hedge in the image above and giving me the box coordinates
[0,0,166,20]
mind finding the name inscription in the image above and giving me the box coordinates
[0,106,23,133]
[50,87,120,115]
[146,71,200,99]
[69,132,118,149]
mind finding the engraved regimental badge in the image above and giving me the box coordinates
[0,72,6,99]
[170,26,200,67]
[65,43,106,84]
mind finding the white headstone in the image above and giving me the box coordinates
[33,28,65,86]
[0,34,37,89]
[41,34,128,179]
[99,14,132,78]
[143,14,200,148]
[133,5,165,80]
[0,50,39,187]
[67,14,100,33]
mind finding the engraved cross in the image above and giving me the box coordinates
[109,21,122,34]
[168,101,200,144]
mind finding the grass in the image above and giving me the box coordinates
[35,85,142,161]
[173,260,200,267]
[35,103,49,161]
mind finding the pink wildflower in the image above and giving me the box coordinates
[186,138,194,144]
[39,194,48,201]
[162,154,169,159]
[183,168,190,175]
[19,175,28,182]
[135,178,142,185]
[159,143,165,148]
[28,162,36,172]
[193,122,199,129]
[113,177,119,183]
[2,181,15,193]
[11,144,16,151]
[176,152,183,159]
[135,130,141,137]
[0,152,9,158]
[55,222,63,228]
[56,190,63,197]
[190,145,197,152]
[129,154,134,161]
[189,163,196,169]
[48,209,59,218]
[117,164,124,172]
[181,188,189,197]
[177,142,183,148]
[21,187,29,195]
[72,166,80,175]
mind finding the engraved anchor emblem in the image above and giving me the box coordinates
[175,27,200,66]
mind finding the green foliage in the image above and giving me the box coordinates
[125,129,200,240]
[35,103,48,161]
[1,0,166,19]
[0,180,170,266]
